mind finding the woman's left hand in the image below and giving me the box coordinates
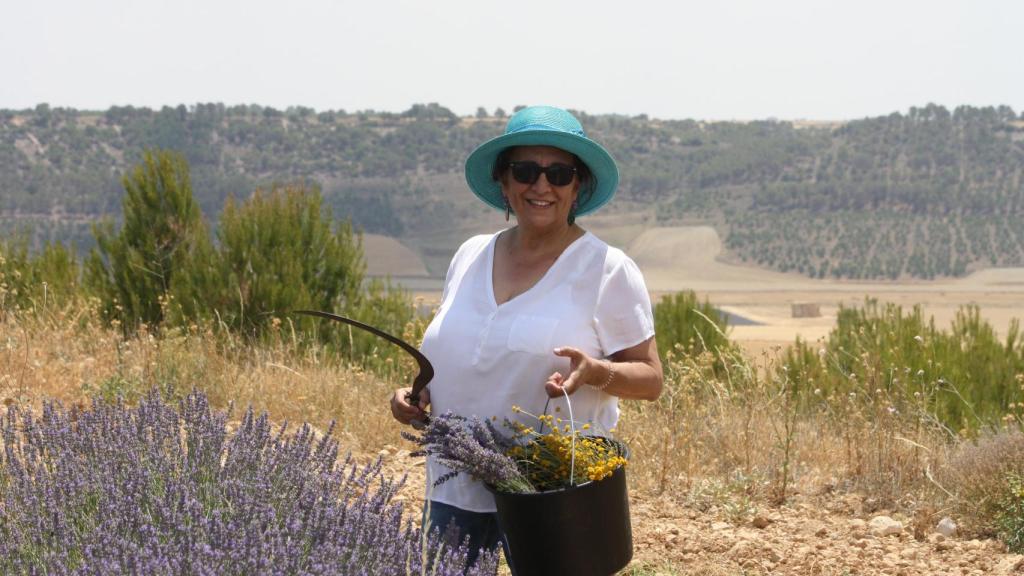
[544,346,604,398]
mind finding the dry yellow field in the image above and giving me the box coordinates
[625,225,1024,353]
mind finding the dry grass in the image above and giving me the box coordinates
[0,298,405,453]
[1,298,1014,538]
[937,429,1024,536]
[617,345,956,517]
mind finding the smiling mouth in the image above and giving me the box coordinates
[526,199,554,207]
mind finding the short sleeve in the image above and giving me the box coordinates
[594,253,655,356]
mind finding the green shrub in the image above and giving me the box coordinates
[345,277,424,377]
[85,149,209,331]
[1,238,80,313]
[181,184,364,334]
[782,299,1024,430]
[998,472,1024,552]
[653,291,734,364]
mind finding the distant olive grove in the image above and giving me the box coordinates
[1,102,1023,279]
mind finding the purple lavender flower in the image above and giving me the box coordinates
[0,389,497,575]
[402,412,534,493]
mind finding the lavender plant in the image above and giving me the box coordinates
[0,390,497,575]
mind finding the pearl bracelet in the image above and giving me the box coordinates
[591,361,615,391]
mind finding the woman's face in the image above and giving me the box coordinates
[501,146,580,232]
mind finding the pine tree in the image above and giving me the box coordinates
[85,150,208,331]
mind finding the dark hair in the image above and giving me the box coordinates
[491,148,595,224]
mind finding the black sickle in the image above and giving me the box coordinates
[291,310,434,411]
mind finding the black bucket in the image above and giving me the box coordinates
[491,464,632,576]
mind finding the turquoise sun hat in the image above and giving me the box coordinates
[464,106,619,217]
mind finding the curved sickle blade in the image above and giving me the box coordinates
[292,310,434,406]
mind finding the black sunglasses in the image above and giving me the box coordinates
[507,161,578,187]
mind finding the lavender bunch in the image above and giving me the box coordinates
[402,411,534,493]
[0,389,498,575]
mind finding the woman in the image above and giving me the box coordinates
[390,105,663,566]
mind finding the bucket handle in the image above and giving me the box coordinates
[539,388,578,487]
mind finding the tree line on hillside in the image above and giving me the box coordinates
[1,102,1022,279]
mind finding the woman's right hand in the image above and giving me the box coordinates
[390,387,430,426]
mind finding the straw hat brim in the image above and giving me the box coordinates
[464,129,619,217]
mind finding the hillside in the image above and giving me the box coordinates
[1,103,1023,279]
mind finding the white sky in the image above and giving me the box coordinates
[2,0,1021,121]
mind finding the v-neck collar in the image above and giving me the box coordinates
[486,229,591,309]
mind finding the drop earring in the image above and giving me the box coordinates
[503,196,511,222]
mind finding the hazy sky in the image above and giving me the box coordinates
[2,0,1021,120]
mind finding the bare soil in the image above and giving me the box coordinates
[375,446,1024,575]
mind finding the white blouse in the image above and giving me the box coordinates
[419,230,655,512]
